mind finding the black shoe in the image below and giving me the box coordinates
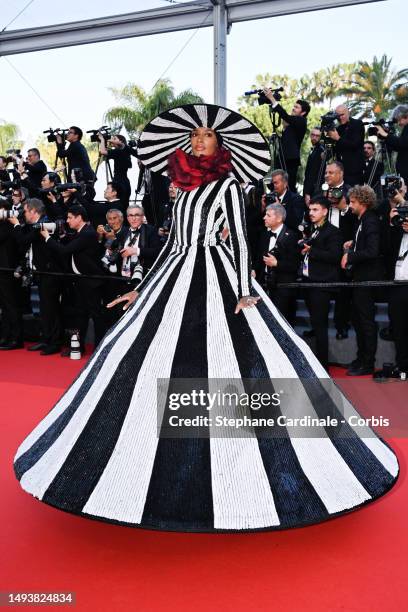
[302,329,315,338]
[0,340,24,350]
[336,329,349,340]
[27,342,46,352]
[346,358,361,369]
[40,344,61,356]
[373,364,403,380]
[347,365,374,376]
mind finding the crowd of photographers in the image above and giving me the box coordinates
[0,99,408,378]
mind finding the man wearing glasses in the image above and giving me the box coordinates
[120,204,161,282]
[56,126,95,184]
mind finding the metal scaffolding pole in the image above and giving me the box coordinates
[212,1,228,105]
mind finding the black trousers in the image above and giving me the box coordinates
[114,176,131,208]
[37,274,63,346]
[352,287,378,367]
[0,272,23,342]
[305,288,332,370]
[334,279,352,331]
[74,278,109,348]
[285,159,300,193]
[389,285,408,372]
[267,287,297,325]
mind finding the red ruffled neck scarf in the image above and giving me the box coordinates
[167,147,233,191]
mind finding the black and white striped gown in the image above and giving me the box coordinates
[14,177,399,532]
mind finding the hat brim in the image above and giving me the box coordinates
[137,103,271,183]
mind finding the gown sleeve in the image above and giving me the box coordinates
[221,178,253,299]
[135,219,176,293]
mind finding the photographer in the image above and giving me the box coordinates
[22,148,47,190]
[387,203,408,376]
[327,104,365,186]
[301,196,343,370]
[9,198,64,355]
[363,141,384,190]
[135,161,171,227]
[56,126,95,184]
[158,183,177,246]
[40,205,108,350]
[263,88,310,191]
[18,167,65,221]
[84,180,124,228]
[256,203,299,324]
[0,156,10,183]
[376,105,408,185]
[303,127,325,205]
[342,185,385,375]
[0,199,24,350]
[98,133,132,206]
[264,169,305,233]
[121,204,162,280]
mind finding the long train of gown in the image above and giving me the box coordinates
[14,177,399,532]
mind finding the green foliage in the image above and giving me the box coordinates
[104,78,204,138]
[338,54,408,118]
[0,119,23,154]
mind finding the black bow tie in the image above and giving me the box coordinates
[130,229,139,235]
[269,231,277,238]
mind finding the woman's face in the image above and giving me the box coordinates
[190,127,219,157]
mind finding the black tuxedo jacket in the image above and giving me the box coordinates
[386,124,408,181]
[303,144,325,197]
[57,141,95,182]
[25,160,47,189]
[363,157,384,188]
[255,225,299,284]
[135,223,162,271]
[305,221,342,282]
[83,199,126,228]
[45,224,104,278]
[347,210,385,280]
[274,104,307,161]
[327,205,358,242]
[335,118,365,182]
[280,190,305,232]
[0,221,20,269]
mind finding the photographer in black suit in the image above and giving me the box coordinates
[265,170,305,233]
[41,205,108,351]
[0,201,24,350]
[303,127,325,205]
[363,141,384,190]
[386,205,408,376]
[9,198,64,354]
[263,88,310,191]
[376,105,408,185]
[256,203,299,324]
[327,104,365,186]
[98,133,132,207]
[121,204,162,279]
[56,126,95,184]
[342,185,385,375]
[301,196,343,370]
[84,181,124,228]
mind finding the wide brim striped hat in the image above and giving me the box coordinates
[137,103,271,183]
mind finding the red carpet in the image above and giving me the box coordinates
[1,348,407,611]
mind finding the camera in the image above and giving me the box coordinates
[128,139,137,148]
[14,265,33,288]
[87,126,111,144]
[5,148,22,164]
[381,174,402,198]
[265,190,279,206]
[320,111,340,133]
[0,207,19,220]
[31,220,66,235]
[43,128,69,143]
[321,183,343,201]
[244,86,284,106]
[390,206,408,227]
[0,177,21,190]
[366,118,396,137]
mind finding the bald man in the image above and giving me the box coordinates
[327,104,365,186]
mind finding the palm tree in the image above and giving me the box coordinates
[104,78,204,138]
[0,119,22,153]
[339,55,408,118]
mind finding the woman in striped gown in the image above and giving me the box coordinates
[14,104,399,532]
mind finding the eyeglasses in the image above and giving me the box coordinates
[127,213,143,218]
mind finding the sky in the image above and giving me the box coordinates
[0,0,405,148]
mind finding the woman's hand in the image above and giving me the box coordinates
[235,295,261,314]
[107,290,139,311]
